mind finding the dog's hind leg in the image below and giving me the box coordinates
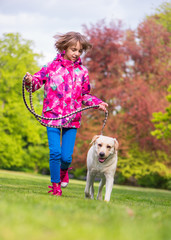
[97,178,106,201]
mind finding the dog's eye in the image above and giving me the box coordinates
[98,144,102,147]
[107,145,111,149]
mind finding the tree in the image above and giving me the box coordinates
[83,20,126,101]
[119,18,171,150]
[149,1,171,146]
[152,1,171,33]
[0,33,49,171]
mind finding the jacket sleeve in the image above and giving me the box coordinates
[25,64,49,92]
[82,70,103,107]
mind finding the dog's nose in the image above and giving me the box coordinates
[99,152,105,158]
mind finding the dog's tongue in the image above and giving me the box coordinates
[99,158,105,163]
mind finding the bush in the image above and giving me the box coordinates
[137,173,168,189]
[117,144,171,189]
[72,168,86,180]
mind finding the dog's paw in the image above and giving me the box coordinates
[97,196,103,201]
[85,192,91,199]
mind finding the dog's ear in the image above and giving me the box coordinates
[90,135,100,145]
[113,138,119,150]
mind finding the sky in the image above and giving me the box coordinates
[0,0,166,65]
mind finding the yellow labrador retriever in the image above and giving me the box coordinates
[85,135,119,202]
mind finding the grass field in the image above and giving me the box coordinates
[0,170,171,240]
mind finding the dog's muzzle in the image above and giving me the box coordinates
[98,152,113,163]
[98,152,106,163]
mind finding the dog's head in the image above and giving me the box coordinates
[90,135,119,163]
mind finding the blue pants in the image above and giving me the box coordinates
[47,127,77,183]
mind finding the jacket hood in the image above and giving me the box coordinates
[54,52,82,68]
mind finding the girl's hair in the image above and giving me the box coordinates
[54,32,92,53]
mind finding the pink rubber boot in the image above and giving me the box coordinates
[48,182,62,196]
[60,168,71,188]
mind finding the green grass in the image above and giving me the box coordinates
[0,170,171,240]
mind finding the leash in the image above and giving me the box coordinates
[22,75,108,135]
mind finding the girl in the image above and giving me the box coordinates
[25,32,108,197]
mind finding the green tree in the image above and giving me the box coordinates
[153,1,171,33]
[151,85,171,142]
[0,33,49,172]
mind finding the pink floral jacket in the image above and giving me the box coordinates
[26,53,103,128]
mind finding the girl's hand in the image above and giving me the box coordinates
[98,102,108,112]
[25,72,33,84]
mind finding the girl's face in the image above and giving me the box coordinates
[64,41,83,62]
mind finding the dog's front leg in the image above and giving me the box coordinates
[97,177,106,201]
[85,170,92,199]
[90,180,95,199]
[104,175,114,202]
